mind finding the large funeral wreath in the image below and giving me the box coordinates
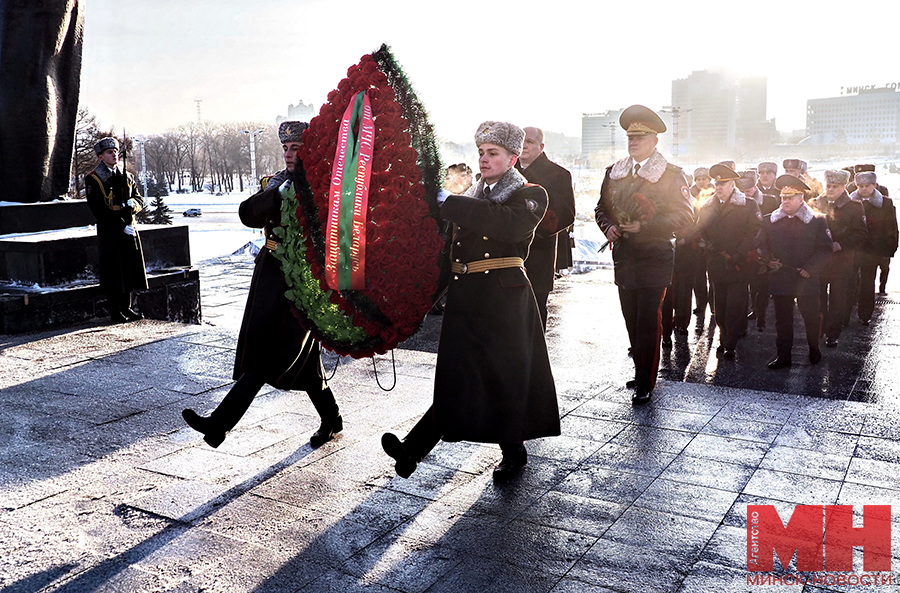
[273,44,444,358]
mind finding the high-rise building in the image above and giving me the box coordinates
[670,70,773,158]
[806,86,900,145]
[581,110,625,164]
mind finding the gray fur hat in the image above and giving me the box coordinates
[278,121,308,144]
[693,167,710,179]
[736,170,759,192]
[824,169,851,185]
[94,137,119,156]
[758,162,778,174]
[474,121,524,156]
[783,159,808,173]
[855,171,877,185]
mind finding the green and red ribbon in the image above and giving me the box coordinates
[326,91,374,290]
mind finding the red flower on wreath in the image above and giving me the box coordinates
[288,48,444,357]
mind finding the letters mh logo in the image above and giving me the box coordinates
[747,505,892,572]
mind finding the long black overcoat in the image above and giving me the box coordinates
[853,191,899,267]
[516,152,576,296]
[594,154,694,289]
[84,165,148,294]
[811,193,867,277]
[233,170,323,391]
[433,176,559,444]
[695,190,761,285]
[757,207,833,296]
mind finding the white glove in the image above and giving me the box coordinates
[436,189,450,205]
[126,199,135,208]
[123,225,136,236]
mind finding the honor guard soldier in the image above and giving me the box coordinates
[811,170,867,347]
[852,171,899,324]
[381,121,559,481]
[182,121,343,449]
[84,137,148,323]
[758,175,833,369]
[740,169,778,331]
[695,164,761,358]
[516,126,577,329]
[594,105,694,404]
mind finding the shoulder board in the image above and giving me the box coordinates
[260,175,276,191]
[666,163,683,172]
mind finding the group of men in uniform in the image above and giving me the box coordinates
[596,105,899,405]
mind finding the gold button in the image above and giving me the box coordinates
[453,275,459,280]
[456,241,461,246]
[484,270,490,274]
[455,258,460,262]
[483,236,489,241]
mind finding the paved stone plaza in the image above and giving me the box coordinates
[1,255,898,592]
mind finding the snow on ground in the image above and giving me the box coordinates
[141,158,900,266]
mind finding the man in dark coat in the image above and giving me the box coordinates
[516,126,576,328]
[182,121,341,449]
[594,105,694,404]
[694,164,760,359]
[742,169,779,332]
[756,162,780,200]
[381,121,559,481]
[811,169,867,346]
[758,175,833,369]
[84,137,148,323]
[852,171,899,324]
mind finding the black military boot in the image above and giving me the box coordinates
[181,373,264,448]
[309,386,342,447]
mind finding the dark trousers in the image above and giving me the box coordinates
[749,273,770,327]
[693,261,708,316]
[858,264,879,322]
[403,405,522,461]
[772,295,821,359]
[712,281,749,350]
[819,273,852,339]
[209,372,337,433]
[879,257,891,292]
[106,291,132,316]
[618,285,666,391]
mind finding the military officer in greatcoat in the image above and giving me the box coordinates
[756,162,780,200]
[694,164,760,359]
[84,137,148,323]
[381,121,559,481]
[182,121,342,449]
[783,159,823,203]
[594,105,694,405]
[852,171,899,325]
[516,126,577,329]
[811,169,867,347]
[758,175,833,369]
[741,169,779,331]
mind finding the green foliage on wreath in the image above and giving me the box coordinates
[272,183,367,344]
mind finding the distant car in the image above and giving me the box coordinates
[182,208,202,217]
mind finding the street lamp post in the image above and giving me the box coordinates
[135,138,149,199]
[240,128,265,193]
[661,106,692,159]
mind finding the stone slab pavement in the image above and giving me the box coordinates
[1,253,898,592]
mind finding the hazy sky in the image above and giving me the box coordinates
[81,0,900,143]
